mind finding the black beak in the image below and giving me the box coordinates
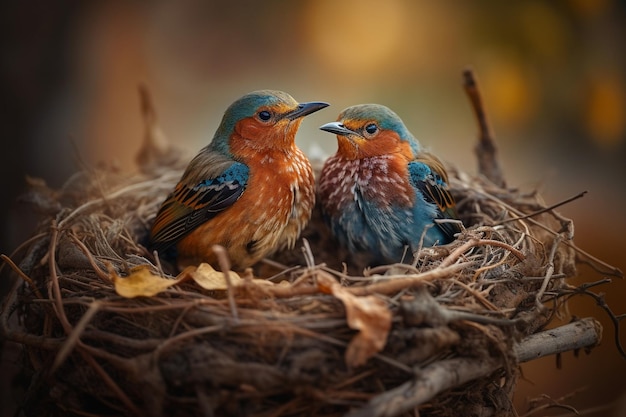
[319,122,357,137]
[286,101,329,120]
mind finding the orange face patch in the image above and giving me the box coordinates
[335,119,413,160]
[231,103,303,156]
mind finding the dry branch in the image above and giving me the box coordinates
[514,317,602,362]
[463,68,506,188]
[347,318,601,417]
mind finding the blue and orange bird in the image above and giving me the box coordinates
[318,104,461,265]
[148,90,329,270]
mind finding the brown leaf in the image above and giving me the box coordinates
[318,273,392,367]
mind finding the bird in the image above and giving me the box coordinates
[317,104,461,265]
[148,90,329,270]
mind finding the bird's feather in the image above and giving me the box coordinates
[149,161,249,253]
[408,154,460,240]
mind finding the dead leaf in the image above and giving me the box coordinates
[189,263,242,290]
[186,263,275,291]
[112,265,185,298]
[317,273,392,367]
[112,263,274,298]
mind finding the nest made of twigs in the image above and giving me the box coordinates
[1,78,619,417]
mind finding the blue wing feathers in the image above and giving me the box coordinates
[148,162,249,253]
[408,160,460,240]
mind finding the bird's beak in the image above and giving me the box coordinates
[319,122,357,137]
[285,101,329,120]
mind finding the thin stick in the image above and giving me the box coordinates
[559,279,626,358]
[51,300,103,372]
[535,235,561,309]
[301,238,316,269]
[438,238,480,268]
[473,238,525,261]
[68,232,111,283]
[213,245,239,321]
[56,179,173,230]
[0,232,48,276]
[463,68,505,188]
[348,262,472,297]
[154,325,224,359]
[78,345,142,416]
[0,254,44,299]
[460,183,622,277]
[497,191,588,225]
[0,271,64,349]
[48,220,73,334]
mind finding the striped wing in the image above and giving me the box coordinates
[408,154,460,240]
[148,162,249,254]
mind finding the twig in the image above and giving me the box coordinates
[78,345,142,416]
[301,238,316,269]
[460,184,622,277]
[260,260,301,282]
[154,325,224,360]
[448,279,501,312]
[532,402,617,417]
[1,254,44,299]
[56,179,174,230]
[346,356,502,417]
[434,237,524,273]
[558,280,626,358]
[48,220,73,335]
[213,245,239,322]
[0,232,48,276]
[51,300,103,373]
[497,191,587,226]
[574,248,623,278]
[521,392,583,417]
[535,235,562,309]
[344,262,472,297]
[515,317,602,362]
[436,238,479,269]
[366,263,421,276]
[0,271,64,349]
[463,68,505,188]
[347,318,602,417]
[402,287,517,326]
[68,232,111,283]
[472,238,525,261]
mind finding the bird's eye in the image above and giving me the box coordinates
[364,123,378,135]
[258,110,272,121]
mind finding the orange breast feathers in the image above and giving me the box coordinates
[176,145,315,270]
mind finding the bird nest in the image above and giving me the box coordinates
[1,77,621,417]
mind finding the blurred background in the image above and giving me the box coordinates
[1,0,624,415]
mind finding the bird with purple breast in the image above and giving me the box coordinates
[148,90,329,270]
[318,104,461,265]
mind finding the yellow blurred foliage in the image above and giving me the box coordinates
[585,72,626,148]
[303,0,409,78]
[517,2,569,64]
[568,0,612,18]
[481,59,538,132]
